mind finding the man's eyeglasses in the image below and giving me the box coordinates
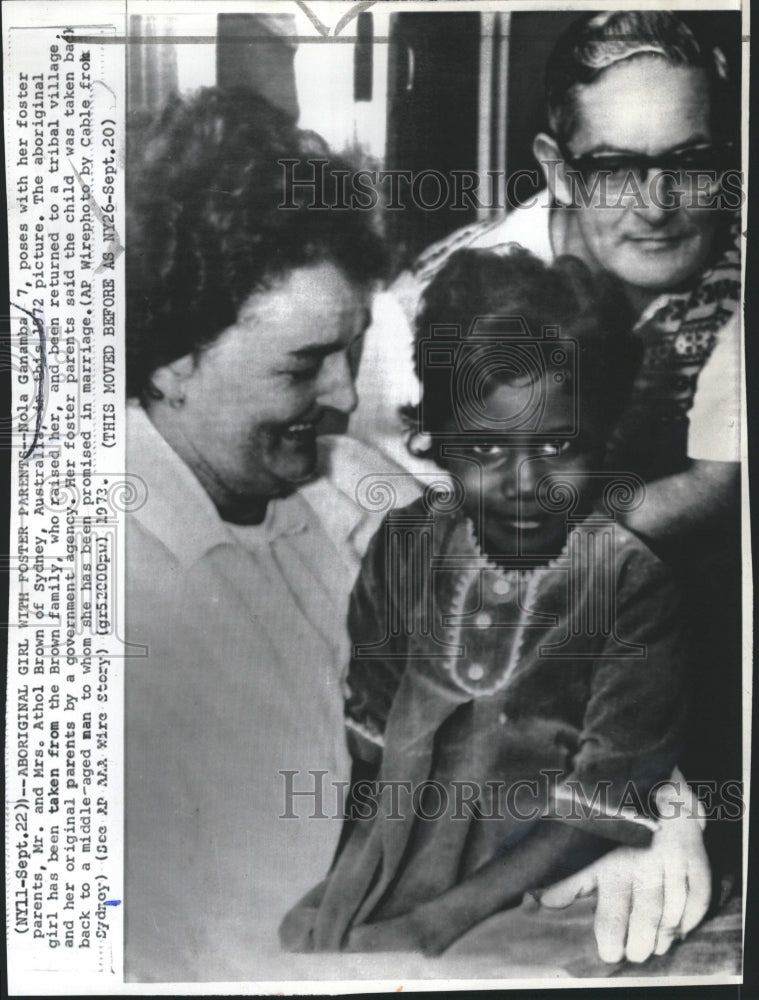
[556,141,737,196]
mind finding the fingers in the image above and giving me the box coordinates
[669,766,707,832]
[653,923,677,957]
[625,867,664,963]
[654,856,687,956]
[593,857,633,964]
[539,865,598,909]
[679,849,712,935]
[540,808,711,968]
[651,775,710,952]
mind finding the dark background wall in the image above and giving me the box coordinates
[385,12,481,260]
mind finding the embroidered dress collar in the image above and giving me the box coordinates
[438,516,570,698]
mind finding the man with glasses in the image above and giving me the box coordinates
[531,12,741,517]
[352,9,742,967]
[359,10,740,523]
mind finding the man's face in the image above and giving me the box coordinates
[563,58,719,298]
[162,261,371,514]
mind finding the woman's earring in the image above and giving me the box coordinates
[169,393,186,410]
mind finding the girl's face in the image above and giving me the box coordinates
[438,379,603,560]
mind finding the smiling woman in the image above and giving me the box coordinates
[126,86,387,405]
[126,87,387,522]
[147,261,372,523]
[122,87,415,981]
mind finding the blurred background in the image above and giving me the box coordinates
[127,5,741,261]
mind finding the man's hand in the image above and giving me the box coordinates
[538,773,711,963]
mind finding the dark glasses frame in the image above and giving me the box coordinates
[554,139,738,184]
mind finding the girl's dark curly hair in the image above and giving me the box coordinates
[405,247,641,452]
[126,87,388,401]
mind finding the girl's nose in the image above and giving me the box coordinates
[498,449,539,499]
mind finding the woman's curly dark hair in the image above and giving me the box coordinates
[126,87,388,400]
[405,247,641,452]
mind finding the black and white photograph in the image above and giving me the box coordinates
[3,0,749,992]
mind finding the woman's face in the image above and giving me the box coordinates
[151,261,371,516]
[438,379,602,559]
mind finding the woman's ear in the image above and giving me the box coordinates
[532,133,574,207]
[149,354,195,408]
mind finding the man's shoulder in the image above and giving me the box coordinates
[409,201,553,283]
[687,308,741,464]
[390,201,554,322]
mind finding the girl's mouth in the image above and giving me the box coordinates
[504,518,543,531]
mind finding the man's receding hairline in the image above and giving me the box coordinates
[562,55,712,147]
[545,11,727,145]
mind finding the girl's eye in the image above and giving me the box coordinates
[464,440,578,459]
[534,440,575,457]
[471,443,505,457]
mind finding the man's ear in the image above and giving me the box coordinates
[149,354,195,405]
[533,132,574,206]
